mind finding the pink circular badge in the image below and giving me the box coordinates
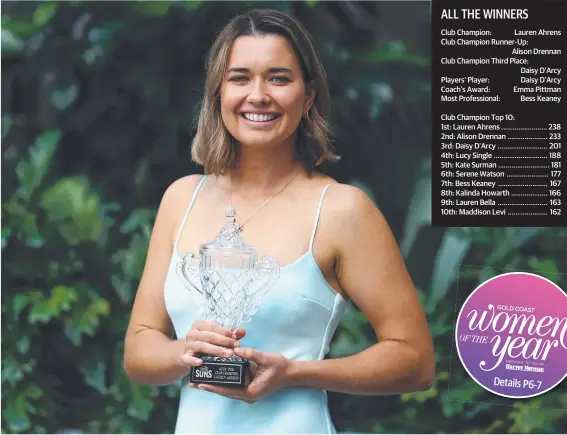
[455,272,567,398]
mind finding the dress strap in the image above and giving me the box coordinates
[309,184,333,251]
[174,175,208,255]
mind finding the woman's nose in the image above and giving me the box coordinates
[246,80,271,105]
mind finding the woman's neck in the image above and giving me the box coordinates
[221,143,304,197]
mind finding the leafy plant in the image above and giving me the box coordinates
[1,129,179,433]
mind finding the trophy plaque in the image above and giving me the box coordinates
[177,204,280,387]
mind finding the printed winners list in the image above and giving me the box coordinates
[431,2,565,227]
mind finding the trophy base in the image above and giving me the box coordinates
[190,354,249,387]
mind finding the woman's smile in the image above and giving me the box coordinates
[240,112,282,129]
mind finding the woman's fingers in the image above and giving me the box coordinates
[186,330,240,348]
[181,354,203,367]
[186,340,235,358]
[184,321,245,361]
[190,320,247,342]
[233,328,246,340]
[193,320,234,338]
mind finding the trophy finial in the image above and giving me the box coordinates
[226,202,236,221]
[214,202,246,244]
[224,202,242,231]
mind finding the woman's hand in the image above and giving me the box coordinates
[181,320,245,367]
[190,347,293,403]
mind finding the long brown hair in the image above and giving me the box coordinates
[191,8,339,175]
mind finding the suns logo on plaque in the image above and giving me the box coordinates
[194,367,213,379]
[455,272,567,399]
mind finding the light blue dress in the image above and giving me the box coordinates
[164,176,347,434]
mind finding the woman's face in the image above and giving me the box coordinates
[220,34,313,150]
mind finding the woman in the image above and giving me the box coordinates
[124,8,435,434]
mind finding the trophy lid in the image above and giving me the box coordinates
[199,202,257,259]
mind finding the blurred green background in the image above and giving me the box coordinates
[2,1,566,433]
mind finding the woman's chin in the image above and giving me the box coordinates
[236,135,279,149]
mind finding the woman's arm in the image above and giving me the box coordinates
[287,184,435,394]
[123,176,195,386]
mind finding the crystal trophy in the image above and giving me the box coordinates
[177,204,280,387]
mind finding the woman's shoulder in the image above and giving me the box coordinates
[155,174,206,225]
[161,174,205,205]
[311,175,377,212]
[314,178,385,229]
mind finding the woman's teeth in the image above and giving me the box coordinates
[243,113,277,122]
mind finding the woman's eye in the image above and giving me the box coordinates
[229,76,248,82]
[271,76,290,83]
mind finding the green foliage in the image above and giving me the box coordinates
[360,40,430,68]
[2,130,170,433]
[1,28,25,53]
[2,1,566,434]
[32,2,57,28]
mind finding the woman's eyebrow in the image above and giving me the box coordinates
[227,67,294,74]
